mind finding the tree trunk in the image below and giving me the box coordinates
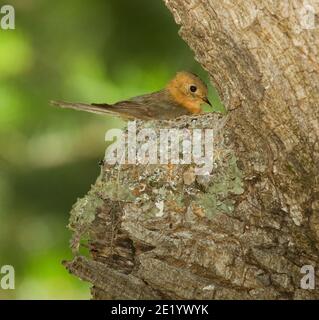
[64,0,319,299]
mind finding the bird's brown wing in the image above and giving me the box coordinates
[51,90,190,120]
[50,100,155,120]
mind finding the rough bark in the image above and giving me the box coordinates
[64,0,319,299]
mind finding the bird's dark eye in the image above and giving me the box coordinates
[190,85,197,93]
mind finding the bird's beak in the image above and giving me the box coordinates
[203,97,212,106]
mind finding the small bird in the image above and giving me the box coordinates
[51,71,212,120]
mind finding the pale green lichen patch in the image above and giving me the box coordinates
[69,190,104,229]
[68,188,104,253]
[196,153,244,219]
[100,180,135,202]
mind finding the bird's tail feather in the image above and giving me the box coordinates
[50,100,118,116]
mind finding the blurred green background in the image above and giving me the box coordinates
[0,0,222,299]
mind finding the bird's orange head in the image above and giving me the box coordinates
[166,71,211,114]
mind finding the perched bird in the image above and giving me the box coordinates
[51,71,212,120]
